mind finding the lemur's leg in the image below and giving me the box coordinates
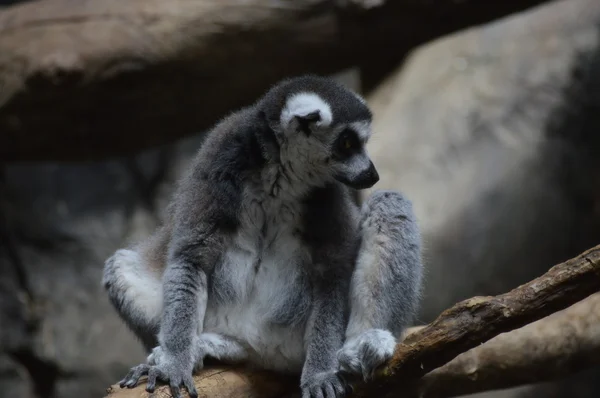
[147,333,249,370]
[338,190,423,381]
[103,242,251,347]
[103,228,251,386]
[103,248,163,352]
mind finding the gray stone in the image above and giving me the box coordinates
[365,0,600,321]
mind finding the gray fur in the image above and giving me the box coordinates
[102,75,423,398]
[338,190,423,380]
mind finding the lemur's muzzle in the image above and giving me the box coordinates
[346,160,380,190]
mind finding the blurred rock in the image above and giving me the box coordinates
[365,0,600,396]
[0,355,32,398]
[0,135,205,397]
[366,0,600,321]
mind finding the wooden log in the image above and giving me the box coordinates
[352,244,600,397]
[417,292,600,397]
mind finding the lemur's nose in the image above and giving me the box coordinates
[367,161,380,185]
[352,161,379,190]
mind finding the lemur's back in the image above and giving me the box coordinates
[133,107,259,276]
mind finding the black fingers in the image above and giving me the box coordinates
[332,376,347,397]
[145,366,166,393]
[119,364,150,389]
[169,382,182,398]
[118,369,135,388]
[119,363,198,398]
[184,376,199,398]
[324,383,336,398]
[344,377,353,396]
[302,379,349,398]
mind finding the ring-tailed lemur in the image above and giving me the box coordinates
[102,75,423,398]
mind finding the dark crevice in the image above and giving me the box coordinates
[7,349,80,398]
[123,147,172,213]
[8,350,62,398]
[123,147,171,222]
[0,166,77,254]
[0,167,35,323]
[9,229,77,252]
[543,25,600,256]
[120,146,173,241]
[0,166,63,398]
[0,0,35,6]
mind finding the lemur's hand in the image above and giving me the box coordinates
[119,351,198,398]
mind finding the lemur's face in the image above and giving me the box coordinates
[276,91,379,190]
[327,120,378,189]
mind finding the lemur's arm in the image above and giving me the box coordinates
[301,268,350,398]
[300,185,357,398]
[338,190,423,381]
[151,222,225,397]
[118,160,242,398]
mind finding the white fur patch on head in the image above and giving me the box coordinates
[280,92,333,131]
[349,120,372,142]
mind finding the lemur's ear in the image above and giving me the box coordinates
[295,111,321,136]
[280,93,332,136]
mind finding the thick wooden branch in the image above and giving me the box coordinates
[352,244,600,397]
[0,0,553,162]
[104,243,600,398]
[416,292,600,397]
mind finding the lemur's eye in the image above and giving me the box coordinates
[337,129,359,153]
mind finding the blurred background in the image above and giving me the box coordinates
[1,0,600,397]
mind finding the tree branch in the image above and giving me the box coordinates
[415,292,600,397]
[0,0,553,162]
[104,243,600,398]
[351,244,600,397]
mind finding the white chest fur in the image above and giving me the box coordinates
[203,188,312,372]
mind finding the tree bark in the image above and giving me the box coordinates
[104,243,600,398]
[351,243,600,397]
[416,292,600,397]
[0,0,553,162]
